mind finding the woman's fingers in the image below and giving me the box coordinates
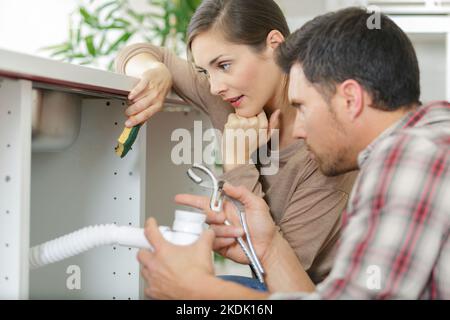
[248,117,258,127]
[130,80,159,102]
[257,111,268,129]
[126,90,159,117]
[227,113,238,122]
[268,109,281,138]
[127,101,163,126]
[128,78,149,101]
[125,69,170,126]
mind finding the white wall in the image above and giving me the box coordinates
[277,0,449,102]
[0,0,77,56]
[277,0,328,29]
[0,0,447,102]
[0,0,151,57]
[0,0,327,57]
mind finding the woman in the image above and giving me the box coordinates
[115,0,357,285]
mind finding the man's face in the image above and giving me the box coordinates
[288,63,354,176]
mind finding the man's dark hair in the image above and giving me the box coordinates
[276,7,421,111]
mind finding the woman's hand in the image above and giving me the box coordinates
[124,61,172,127]
[222,110,280,171]
[175,183,278,265]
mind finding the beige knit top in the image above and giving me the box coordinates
[116,43,358,283]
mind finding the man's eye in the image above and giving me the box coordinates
[197,69,209,76]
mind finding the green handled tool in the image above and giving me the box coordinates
[115,124,142,158]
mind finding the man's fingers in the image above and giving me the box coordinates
[175,194,210,211]
[220,201,243,226]
[210,224,244,238]
[206,210,227,225]
[196,229,215,252]
[213,238,236,251]
[144,217,164,251]
[175,194,229,224]
[140,265,151,282]
[222,183,256,207]
[137,249,154,269]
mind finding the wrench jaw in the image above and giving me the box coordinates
[210,180,225,213]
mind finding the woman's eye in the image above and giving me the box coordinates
[219,63,231,71]
[292,103,303,110]
[197,69,209,76]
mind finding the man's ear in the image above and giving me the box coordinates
[337,80,365,122]
[266,30,285,51]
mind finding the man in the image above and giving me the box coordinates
[137,7,450,299]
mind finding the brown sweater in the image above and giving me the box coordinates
[115,43,358,283]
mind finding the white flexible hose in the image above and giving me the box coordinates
[29,211,206,270]
[29,224,154,270]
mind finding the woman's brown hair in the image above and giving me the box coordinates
[187,0,290,57]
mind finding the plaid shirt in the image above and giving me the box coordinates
[271,101,450,300]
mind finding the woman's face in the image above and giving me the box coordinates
[191,29,283,117]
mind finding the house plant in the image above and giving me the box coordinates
[44,0,201,70]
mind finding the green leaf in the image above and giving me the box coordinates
[43,0,201,64]
[99,23,129,30]
[76,22,82,45]
[105,31,133,55]
[126,9,144,23]
[187,0,202,11]
[149,0,164,6]
[79,6,98,28]
[148,12,164,20]
[49,48,71,58]
[78,60,94,65]
[79,7,92,22]
[98,32,107,54]
[113,18,131,26]
[104,6,120,21]
[40,43,70,51]
[69,27,74,46]
[66,53,88,59]
[107,59,115,71]
[94,1,117,14]
[85,35,97,56]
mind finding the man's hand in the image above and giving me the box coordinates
[175,183,278,265]
[222,110,280,171]
[138,218,216,300]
